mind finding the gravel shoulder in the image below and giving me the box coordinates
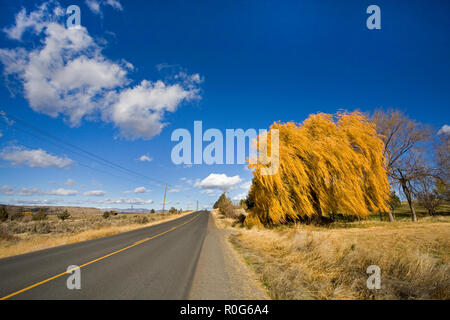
[188,212,269,300]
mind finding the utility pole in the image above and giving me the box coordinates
[196,200,199,211]
[162,184,167,214]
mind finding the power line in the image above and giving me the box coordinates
[10,126,156,187]
[14,141,157,188]
[1,110,167,186]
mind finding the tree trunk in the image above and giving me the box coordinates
[411,203,418,222]
[379,211,383,221]
[387,210,394,222]
[400,179,417,222]
[398,170,418,222]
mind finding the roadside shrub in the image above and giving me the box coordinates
[232,213,247,228]
[34,221,51,234]
[103,211,110,219]
[214,193,228,209]
[134,216,149,224]
[169,207,177,214]
[219,199,237,218]
[32,209,47,221]
[150,209,156,213]
[10,207,24,221]
[57,210,71,221]
[0,206,9,221]
[0,225,16,241]
[236,213,246,224]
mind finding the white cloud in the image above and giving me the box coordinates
[233,192,247,201]
[64,178,76,186]
[137,154,153,162]
[95,198,154,205]
[195,173,242,192]
[200,189,220,197]
[85,0,123,15]
[2,2,64,41]
[0,185,14,195]
[131,186,151,194]
[106,78,200,140]
[83,190,106,196]
[0,146,73,168]
[438,125,450,135]
[168,188,180,193]
[0,2,201,140]
[47,188,78,196]
[18,188,41,196]
[180,178,193,185]
[18,187,78,196]
[8,199,61,205]
[240,181,252,191]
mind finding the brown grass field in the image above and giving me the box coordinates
[0,208,193,258]
[214,204,450,300]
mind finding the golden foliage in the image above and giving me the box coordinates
[246,111,390,225]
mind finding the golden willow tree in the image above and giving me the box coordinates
[246,111,391,226]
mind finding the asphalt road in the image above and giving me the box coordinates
[0,211,209,299]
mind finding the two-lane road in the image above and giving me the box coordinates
[0,211,209,299]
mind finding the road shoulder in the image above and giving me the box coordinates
[188,212,269,300]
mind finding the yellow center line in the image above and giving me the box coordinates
[0,212,203,300]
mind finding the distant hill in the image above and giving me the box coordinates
[0,204,164,215]
[1,205,103,215]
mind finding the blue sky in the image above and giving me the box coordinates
[0,0,449,209]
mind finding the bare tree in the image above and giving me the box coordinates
[415,175,443,216]
[372,109,431,222]
[435,131,449,200]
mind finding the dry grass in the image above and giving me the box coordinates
[0,211,194,258]
[226,216,450,300]
[211,209,237,229]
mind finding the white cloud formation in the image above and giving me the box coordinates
[17,188,41,196]
[18,187,78,196]
[168,188,180,193]
[2,2,64,40]
[180,177,193,185]
[438,125,450,135]
[233,192,247,201]
[47,188,78,196]
[96,198,154,205]
[83,190,106,196]
[128,186,151,194]
[137,154,153,162]
[0,2,201,140]
[200,189,220,197]
[0,146,73,168]
[64,178,76,186]
[85,0,123,15]
[195,173,242,192]
[240,181,252,191]
[106,77,201,140]
[8,199,61,205]
[0,185,14,195]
